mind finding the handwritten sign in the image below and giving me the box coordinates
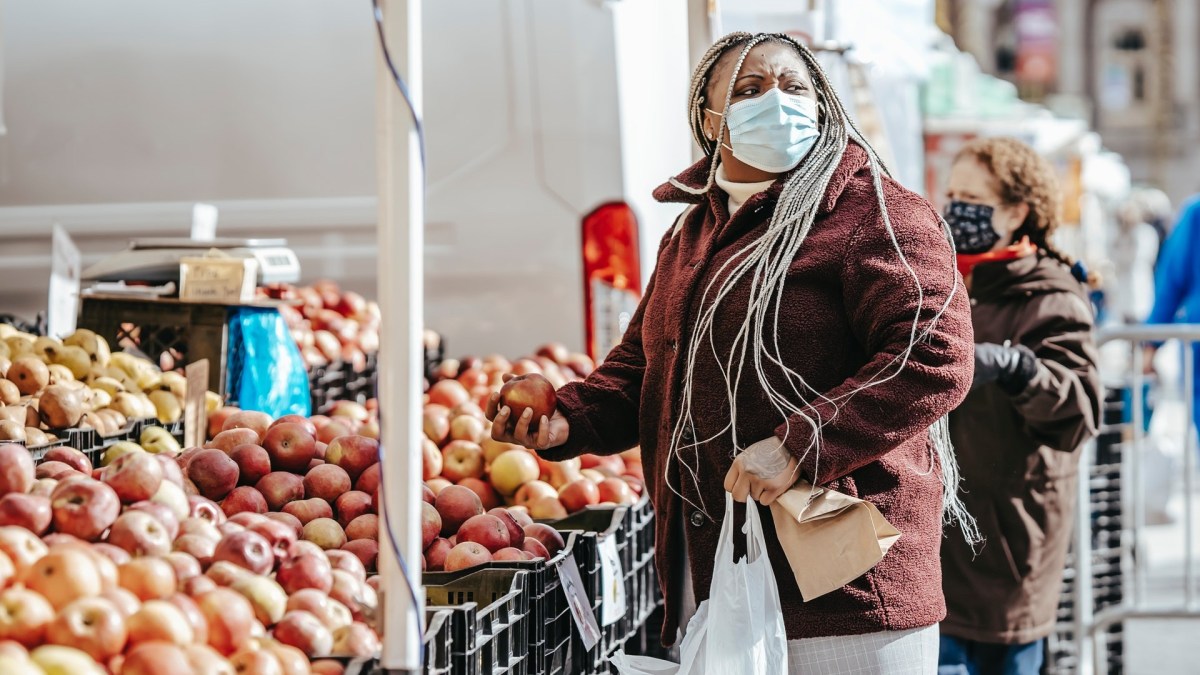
[183,360,209,449]
[47,225,81,338]
[179,257,257,303]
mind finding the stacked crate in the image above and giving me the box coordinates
[1046,387,1128,674]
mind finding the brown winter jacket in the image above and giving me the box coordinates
[941,253,1101,645]
[546,143,975,644]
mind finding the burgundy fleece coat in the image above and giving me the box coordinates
[546,143,975,644]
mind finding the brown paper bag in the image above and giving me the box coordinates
[768,481,901,601]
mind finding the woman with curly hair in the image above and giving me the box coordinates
[938,137,1102,675]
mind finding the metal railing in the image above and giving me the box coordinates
[1079,324,1200,675]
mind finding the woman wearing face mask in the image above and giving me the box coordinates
[490,32,975,673]
[937,138,1101,675]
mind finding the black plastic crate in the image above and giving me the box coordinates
[424,568,532,675]
[309,361,349,414]
[425,532,579,675]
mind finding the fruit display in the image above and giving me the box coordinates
[419,343,645,573]
[0,414,386,673]
[0,326,222,444]
[261,281,380,373]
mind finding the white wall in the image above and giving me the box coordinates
[0,0,692,359]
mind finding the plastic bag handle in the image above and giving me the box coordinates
[742,496,769,563]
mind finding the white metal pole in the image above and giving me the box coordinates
[375,0,424,671]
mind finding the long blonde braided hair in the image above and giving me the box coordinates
[666,32,979,544]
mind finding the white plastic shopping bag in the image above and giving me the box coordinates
[611,494,788,674]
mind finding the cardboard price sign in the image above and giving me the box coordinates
[557,554,601,650]
[598,536,627,627]
[184,360,209,449]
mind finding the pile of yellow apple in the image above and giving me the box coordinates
[0,326,222,446]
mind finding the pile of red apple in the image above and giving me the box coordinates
[418,343,646,573]
[0,409,388,674]
[263,281,380,374]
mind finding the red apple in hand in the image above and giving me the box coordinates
[498,374,557,432]
[263,423,318,473]
[50,479,120,541]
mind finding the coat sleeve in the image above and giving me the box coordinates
[540,220,679,461]
[1147,200,1199,325]
[774,199,975,485]
[1009,291,1102,452]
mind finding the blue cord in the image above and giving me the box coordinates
[370,0,427,662]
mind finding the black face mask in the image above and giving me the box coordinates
[945,200,1000,254]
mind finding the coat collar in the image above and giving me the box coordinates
[652,142,871,217]
[970,253,1085,302]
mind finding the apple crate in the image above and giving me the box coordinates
[308,362,347,414]
[424,568,532,675]
[549,506,641,675]
[425,531,579,675]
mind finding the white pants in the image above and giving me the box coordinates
[787,624,940,675]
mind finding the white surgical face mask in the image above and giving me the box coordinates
[708,88,819,174]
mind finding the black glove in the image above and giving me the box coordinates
[972,342,1038,394]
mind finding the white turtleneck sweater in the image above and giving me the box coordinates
[715,165,775,216]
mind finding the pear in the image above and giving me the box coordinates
[79,411,112,436]
[0,420,25,443]
[53,344,92,380]
[91,376,126,398]
[159,371,188,399]
[109,353,147,379]
[7,356,49,396]
[89,388,113,410]
[38,385,86,429]
[139,425,182,455]
[95,408,128,432]
[4,336,34,360]
[32,336,63,365]
[149,389,183,423]
[0,406,24,426]
[135,370,163,393]
[46,364,75,386]
[102,366,138,393]
[109,392,144,419]
[0,340,9,361]
[24,427,49,446]
[0,380,19,406]
[63,329,111,369]
[205,390,223,414]
[0,324,14,339]
[133,393,158,419]
[101,440,144,467]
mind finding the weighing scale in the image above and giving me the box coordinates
[82,238,302,286]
